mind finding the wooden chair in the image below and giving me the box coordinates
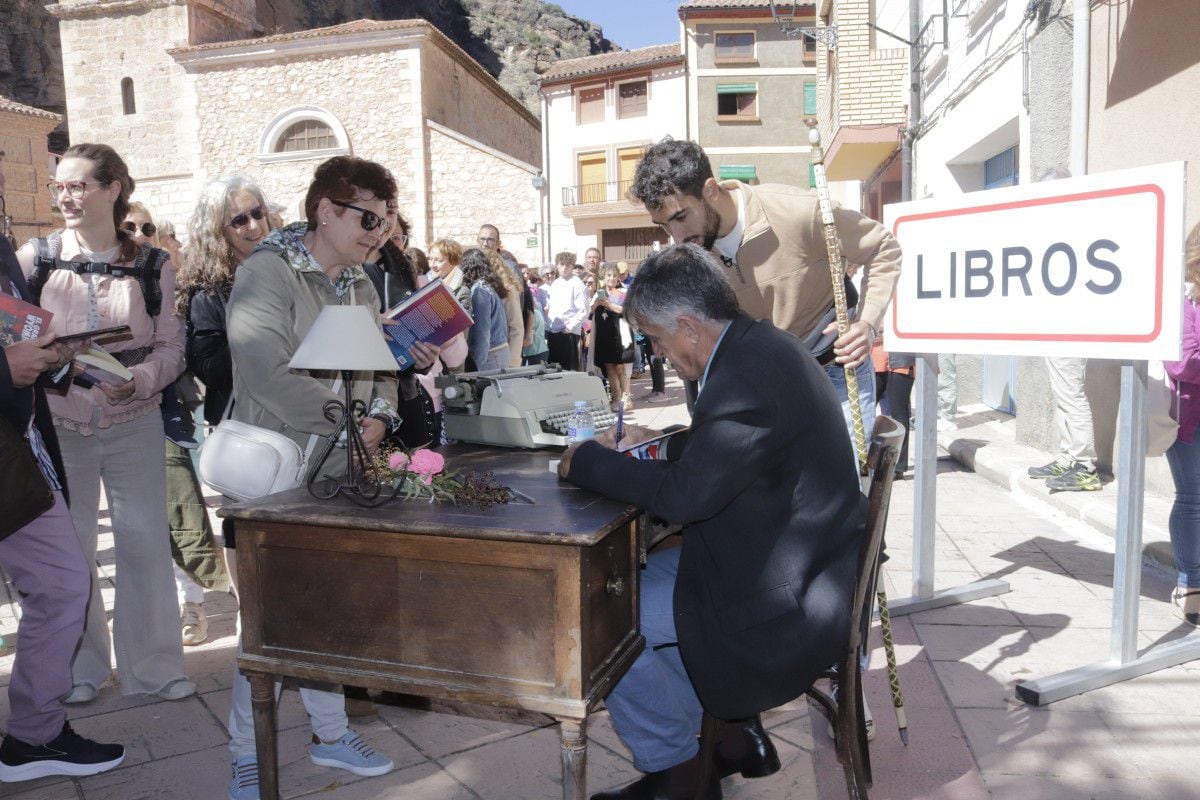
[694,414,905,800]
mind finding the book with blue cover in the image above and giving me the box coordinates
[381,277,473,369]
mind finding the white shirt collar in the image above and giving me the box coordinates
[712,187,746,263]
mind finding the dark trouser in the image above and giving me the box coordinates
[646,338,666,393]
[166,440,231,594]
[547,332,582,371]
[883,370,914,474]
[0,494,89,744]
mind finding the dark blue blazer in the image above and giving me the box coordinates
[568,313,865,718]
[0,236,68,503]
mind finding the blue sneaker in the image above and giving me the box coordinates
[228,756,259,800]
[309,730,393,777]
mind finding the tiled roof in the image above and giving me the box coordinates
[0,95,62,122]
[678,0,811,9]
[169,18,427,53]
[539,44,683,85]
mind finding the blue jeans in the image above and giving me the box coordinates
[604,547,702,772]
[1166,425,1200,588]
[825,358,877,467]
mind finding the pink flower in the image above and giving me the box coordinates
[388,451,410,472]
[409,448,445,476]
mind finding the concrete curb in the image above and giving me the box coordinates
[937,415,1177,579]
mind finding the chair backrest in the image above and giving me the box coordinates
[847,415,904,655]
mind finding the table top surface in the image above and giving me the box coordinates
[218,445,640,546]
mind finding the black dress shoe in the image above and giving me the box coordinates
[713,716,781,779]
[590,757,721,799]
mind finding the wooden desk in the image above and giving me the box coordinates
[219,447,643,800]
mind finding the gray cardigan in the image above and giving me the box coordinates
[226,245,398,452]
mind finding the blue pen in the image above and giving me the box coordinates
[615,401,625,447]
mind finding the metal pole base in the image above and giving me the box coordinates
[884,579,1011,618]
[1016,633,1200,706]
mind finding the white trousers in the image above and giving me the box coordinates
[1046,356,1096,467]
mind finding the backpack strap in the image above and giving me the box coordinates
[25,233,61,307]
[28,237,166,318]
[132,243,165,318]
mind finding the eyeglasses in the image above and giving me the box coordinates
[332,200,388,232]
[478,235,498,245]
[227,205,266,230]
[121,221,157,237]
[46,180,91,201]
[391,232,409,247]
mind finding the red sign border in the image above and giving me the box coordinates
[890,184,1165,342]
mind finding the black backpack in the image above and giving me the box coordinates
[26,232,166,318]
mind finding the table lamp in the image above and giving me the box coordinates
[289,305,398,506]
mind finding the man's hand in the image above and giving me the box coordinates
[409,342,440,371]
[822,319,873,369]
[99,378,136,404]
[558,442,581,478]
[3,332,60,388]
[361,417,386,453]
[596,423,656,450]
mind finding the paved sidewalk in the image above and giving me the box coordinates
[1,373,1198,799]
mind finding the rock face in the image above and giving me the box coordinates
[1,0,615,135]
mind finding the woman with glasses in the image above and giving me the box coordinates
[222,156,406,800]
[16,143,194,705]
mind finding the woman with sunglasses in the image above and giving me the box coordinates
[16,143,194,705]
[223,156,408,800]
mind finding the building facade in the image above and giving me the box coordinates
[679,0,819,190]
[537,45,686,265]
[0,96,63,244]
[48,2,542,260]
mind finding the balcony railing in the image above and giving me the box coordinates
[562,179,636,208]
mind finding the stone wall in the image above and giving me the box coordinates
[426,124,538,264]
[0,109,61,242]
[190,47,422,229]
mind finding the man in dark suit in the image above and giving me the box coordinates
[0,236,125,781]
[559,244,865,799]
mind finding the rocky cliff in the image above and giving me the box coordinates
[0,0,616,138]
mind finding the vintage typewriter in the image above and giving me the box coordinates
[437,365,617,449]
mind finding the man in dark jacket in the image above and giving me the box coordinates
[0,237,125,781]
[560,244,865,799]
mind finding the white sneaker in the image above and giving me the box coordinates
[63,683,98,705]
[155,678,196,701]
[181,601,208,646]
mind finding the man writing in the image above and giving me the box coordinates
[629,138,902,435]
[559,244,865,799]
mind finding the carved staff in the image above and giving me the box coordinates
[805,118,908,746]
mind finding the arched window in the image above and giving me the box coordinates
[121,77,135,115]
[258,106,350,163]
[275,120,337,152]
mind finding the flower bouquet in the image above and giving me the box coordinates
[376,446,517,508]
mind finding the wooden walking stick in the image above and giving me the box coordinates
[805,118,909,745]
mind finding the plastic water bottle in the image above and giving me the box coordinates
[566,400,595,443]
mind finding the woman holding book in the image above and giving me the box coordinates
[222,156,410,800]
[16,143,193,705]
[461,247,511,371]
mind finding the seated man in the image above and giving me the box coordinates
[559,244,865,799]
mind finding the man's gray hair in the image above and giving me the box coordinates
[624,244,739,333]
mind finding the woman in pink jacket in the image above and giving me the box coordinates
[17,143,191,703]
[1166,222,1200,625]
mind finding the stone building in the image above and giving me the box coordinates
[47,2,542,259]
[0,95,63,244]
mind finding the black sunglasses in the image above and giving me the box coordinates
[332,200,388,232]
[121,221,156,237]
[227,205,266,230]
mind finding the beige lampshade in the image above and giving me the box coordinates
[289,305,398,372]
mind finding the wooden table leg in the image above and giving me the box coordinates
[558,717,588,800]
[248,672,280,800]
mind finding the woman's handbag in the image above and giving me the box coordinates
[0,415,55,540]
[197,420,318,502]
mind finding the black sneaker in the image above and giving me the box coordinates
[1045,462,1101,492]
[0,722,124,782]
[164,414,199,449]
[1028,460,1069,479]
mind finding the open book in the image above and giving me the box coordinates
[618,429,681,461]
[75,347,134,385]
[381,277,473,369]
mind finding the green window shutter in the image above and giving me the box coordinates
[718,165,757,182]
[808,162,816,188]
[804,82,816,115]
[716,83,757,94]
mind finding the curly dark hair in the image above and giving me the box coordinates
[304,156,398,230]
[460,247,508,299]
[629,137,714,211]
